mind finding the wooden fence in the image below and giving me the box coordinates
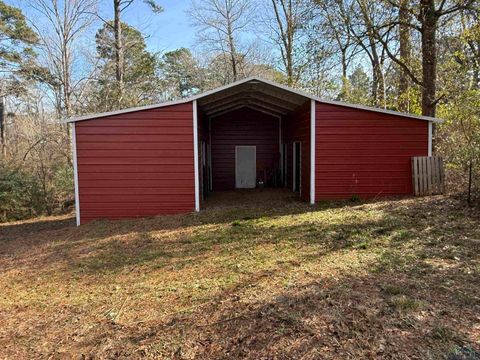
[412,156,444,196]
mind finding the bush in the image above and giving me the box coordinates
[0,162,73,222]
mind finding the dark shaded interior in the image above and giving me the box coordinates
[195,80,311,205]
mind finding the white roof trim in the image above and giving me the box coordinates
[63,76,443,123]
[62,98,192,123]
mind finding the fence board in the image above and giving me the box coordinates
[427,158,432,194]
[412,158,419,195]
[440,158,445,193]
[412,156,444,196]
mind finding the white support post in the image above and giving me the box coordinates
[310,99,316,205]
[428,121,433,157]
[193,100,200,212]
[72,124,81,226]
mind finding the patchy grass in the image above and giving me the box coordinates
[0,190,479,359]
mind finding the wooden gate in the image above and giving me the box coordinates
[412,156,444,196]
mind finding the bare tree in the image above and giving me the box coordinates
[264,0,312,86]
[330,0,390,107]
[314,0,355,96]
[397,0,411,111]
[29,0,97,122]
[189,0,255,83]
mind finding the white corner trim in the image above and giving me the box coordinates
[72,124,80,226]
[310,100,316,205]
[193,100,200,212]
[428,121,433,157]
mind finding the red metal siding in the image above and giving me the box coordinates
[211,108,280,191]
[283,103,311,202]
[315,102,429,200]
[75,103,195,223]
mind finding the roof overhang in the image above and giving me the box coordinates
[63,76,444,123]
[197,79,308,118]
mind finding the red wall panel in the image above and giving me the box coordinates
[75,103,194,223]
[315,102,429,200]
[211,108,280,191]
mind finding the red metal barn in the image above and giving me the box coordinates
[68,77,440,225]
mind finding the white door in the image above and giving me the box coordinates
[235,146,256,188]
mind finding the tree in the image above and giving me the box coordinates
[160,48,202,99]
[189,0,255,83]
[397,0,412,111]
[108,0,163,105]
[29,0,97,121]
[328,0,390,108]
[313,0,356,97]
[0,1,38,158]
[92,21,159,111]
[264,0,312,86]
[372,0,477,117]
[339,65,372,105]
[437,7,480,201]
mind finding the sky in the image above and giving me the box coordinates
[11,0,196,53]
[113,0,196,52]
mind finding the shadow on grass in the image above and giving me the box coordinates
[0,216,75,242]
[70,192,480,276]
[3,190,477,278]
[76,252,480,359]
[69,204,404,275]
[78,194,477,358]
[0,189,359,241]
[1,191,479,358]
[0,189,386,269]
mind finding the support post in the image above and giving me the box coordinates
[310,100,316,205]
[193,100,200,212]
[72,124,81,226]
[428,121,433,157]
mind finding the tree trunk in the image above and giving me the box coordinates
[371,60,378,103]
[271,0,295,86]
[467,160,473,204]
[359,2,385,108]
[340,49,348,98]
[114,0,125,102]
[62,36,72,141]
[420,0,437,117]
[286,3,294,86]
[398,0,411,111]
[226,16,238,81]
[0,96,6,158]
[369,49,385,107]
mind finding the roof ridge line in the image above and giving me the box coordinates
[64,76,443,123]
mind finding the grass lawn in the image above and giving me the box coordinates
[0,190,479,359]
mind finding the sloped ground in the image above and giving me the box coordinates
[0,190,479,359]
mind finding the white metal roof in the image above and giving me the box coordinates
[64,76,443,123]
